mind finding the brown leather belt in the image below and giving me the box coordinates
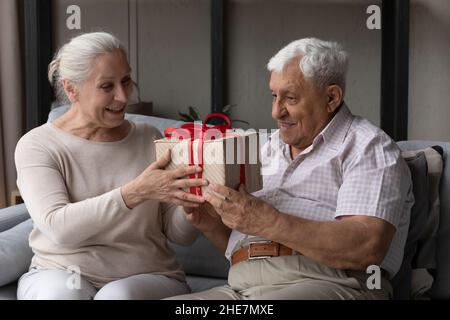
[231,241,391,280]
[231,241,295,266]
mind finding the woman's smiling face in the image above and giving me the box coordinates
[70,49,133,129]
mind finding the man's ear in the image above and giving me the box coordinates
[63,80,78,103]
[326,85,343,113]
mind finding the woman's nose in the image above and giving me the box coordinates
[114,86,128,103]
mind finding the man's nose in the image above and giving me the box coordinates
[272,97,287,119]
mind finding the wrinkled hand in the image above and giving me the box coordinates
[203,183,278,236]
[122,150,207,208]
[183,202,223,233]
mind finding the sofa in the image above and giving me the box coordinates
[1,106,449,300]
[0,106,229,300]
[0,203,229,300]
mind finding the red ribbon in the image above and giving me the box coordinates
[164,113,245,195]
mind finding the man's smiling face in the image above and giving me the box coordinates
[270,58,334,158]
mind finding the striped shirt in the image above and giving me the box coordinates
[226,104,414,277]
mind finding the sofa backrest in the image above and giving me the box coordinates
[397,140,450,299]
[48,105,185,135]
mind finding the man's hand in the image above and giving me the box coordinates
[203,182,279,236]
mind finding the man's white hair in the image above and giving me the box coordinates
[267,38,349,94]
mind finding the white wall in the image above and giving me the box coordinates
[409,0,450,141]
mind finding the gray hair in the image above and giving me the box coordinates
[267,38,349,94]
[48,32,126,104]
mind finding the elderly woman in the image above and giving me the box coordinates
[14,32,207,300]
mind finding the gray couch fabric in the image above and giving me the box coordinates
[0,204,228,300]
[391,151,430,299]
[0,219,33,287]
[0,282,17,300]
[0,204,30,233]
[169,235,229,279]
[397,140,450,299]
[48,105,185,136]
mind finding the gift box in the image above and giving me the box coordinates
[154,114,262,195]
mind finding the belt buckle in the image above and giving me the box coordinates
[247,240,273,261]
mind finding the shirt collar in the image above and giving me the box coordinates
[318,103,354,151]
[273,103,354,159]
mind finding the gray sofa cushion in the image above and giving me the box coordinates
[170,233,229,279]
[48,105,184,135]
[392,151,430,299]
[0,282,17,300]
[0,219,33,286]
[186,276,227,293]
[0,204,29,233]
[397,141,450,299]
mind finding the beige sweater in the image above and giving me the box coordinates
[14,121,198,288]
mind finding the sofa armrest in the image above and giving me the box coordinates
[0,204,30,233]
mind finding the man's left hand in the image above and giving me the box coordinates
[203,182,278,236]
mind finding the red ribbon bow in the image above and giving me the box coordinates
[164,113,245,196]
[164,113,231,141]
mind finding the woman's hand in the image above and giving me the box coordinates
[121,150,208,209]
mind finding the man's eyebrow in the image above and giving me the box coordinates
[285,85,299,91]
[274,85,300,93]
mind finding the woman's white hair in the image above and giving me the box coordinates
[267,38,349,94]
[48,32,125,104]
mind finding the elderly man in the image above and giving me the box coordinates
[174,38,414,300]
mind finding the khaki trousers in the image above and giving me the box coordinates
[169,254,392,300]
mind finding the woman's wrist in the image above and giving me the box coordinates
[121,180,146,209]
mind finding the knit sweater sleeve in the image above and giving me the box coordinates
[14,135,131,247]
[161,202,199,246]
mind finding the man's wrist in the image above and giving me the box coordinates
[261,206,284,240]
